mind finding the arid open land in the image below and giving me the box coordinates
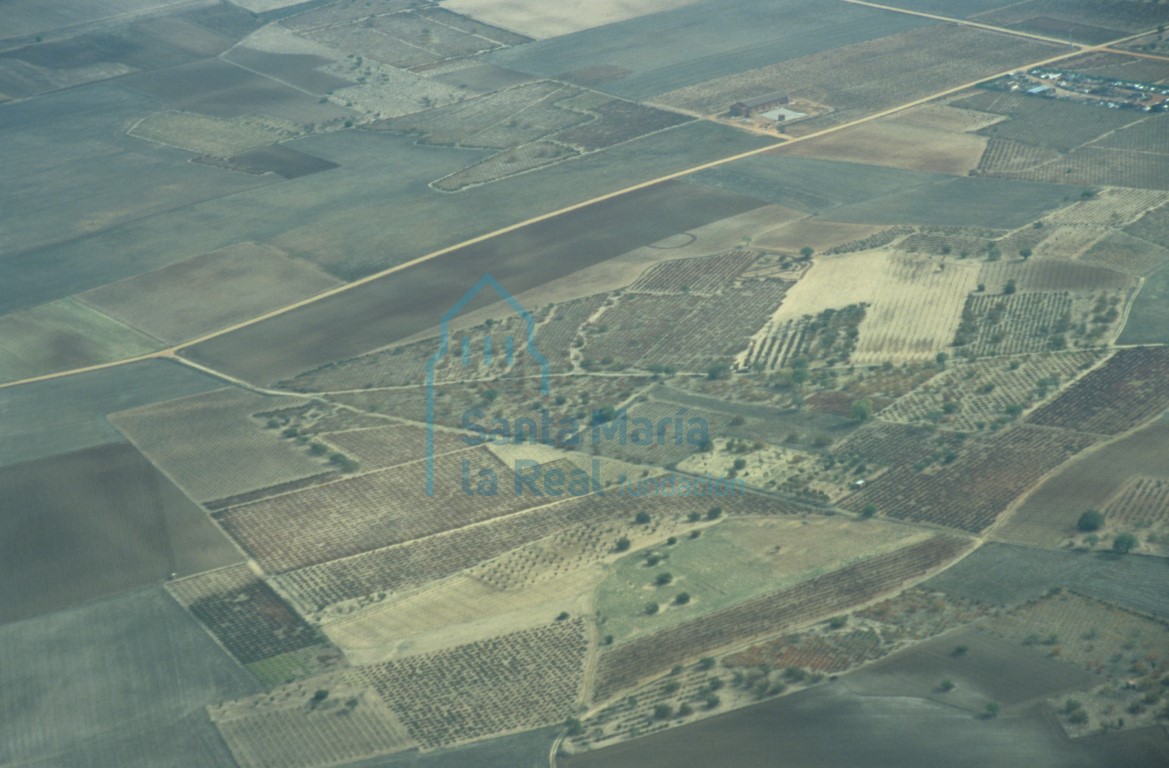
[4,1,1169,767]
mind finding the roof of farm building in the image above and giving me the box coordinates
[735,91,788,108]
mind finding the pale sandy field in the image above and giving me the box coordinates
[443,0,700,38]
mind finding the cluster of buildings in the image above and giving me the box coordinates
[990,68,1169,112]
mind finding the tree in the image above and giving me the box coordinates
[706,506,722,520]
[687,511,702,523]
[733,458,747,471]
[635,511,651,525]
[985,702,1000,718]
[1077,510,1103,532]
[952,645,968,657]
[615,536,632,552]
[850,398,873,422]
[707,364,730,381]
[653,703,674,720]
[644,602,659,615]
[1019,248,1032,260]
[675,592,691,605]
[556,611,570,621]
[1113,532,1137,554]
[565,717,584,736]
[800,246,815,259]
[936,352,949,369]
[699,657,716,671]
[939,679,956,693]
[1004,279,1017,295]
[655,572,674,586]
[861,504,877,519]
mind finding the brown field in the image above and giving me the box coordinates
[1059,51,1169,84]
[111,388,332,503]
[185,180,769,385]
[978,259,1133,294]
[995,414,1169,548]
[1012,147,1169,191]
[1044,189,1169,229]
[78,242,342,344]
[0,442,241,624]
[974,0,1169,39]
[657,25,1069,132]
[1027,346,1169,435]
[752,219,881,254]
[780,108,989,175]
[840,424,1099,533]
[1079,231,1169,277]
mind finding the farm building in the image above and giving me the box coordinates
[1026,85,1054,97]
[730,91,789,117]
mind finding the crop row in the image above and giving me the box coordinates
[957,292,1074,357]
[215,448,554,573]
[592,535,971,701]
[1103,476,1169,528]
[362,620,588,749]
[724,628,884,673]
[1027,346,1169,434]
[629,250,757,296]
[832,420,973,469]
[841,424,1098,532]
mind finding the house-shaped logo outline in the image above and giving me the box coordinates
[425,273,550,495]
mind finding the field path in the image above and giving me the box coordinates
[0,21,1159,394]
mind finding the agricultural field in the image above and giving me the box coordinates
[443,0,700,38]
[657,25,1069,132]
[166,564,341,685]
[831,419,973,471]
[978,259,1133,294]
[111,388,334,503]
[433,141,579,191]
[1026,346,1169,434]
[595,517,930,645]
[0,359,219,470]
[0,296,158,384]
[761,249,979,366]
[321,56,467,119]
[592,534,972,701]
[1119,263,1169,345]
[975,0,1169,41]
[128,111,305,156]
[954,288,1128,357]
[879,350,1103,432]
[361,620,588,749]
[958,91,1147,154]
[1080,231,1169,277]
[994,412,1169,550]
[840,424,1099,533]
[0,586,259,768]
[1098,476,1169,557]
[0,442,241,624]
[78,242,342,344]
[211,673,416,768]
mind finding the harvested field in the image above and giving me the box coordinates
[956,91,1145,154]
[212,679,416,768]
[975,0,1169,40]
[0,586,259,768]
[186,178,770,384]
[214,448,574,573]
[167,564,335,675]
[1026,346,1169,434]
[196,144,340,179]
[221,47,353,95]
[79,242,342,344]
[829,176,1076,229]
[0,359,219,470]
[596,517,929,645]
[361,620,588,749]
[443,0,700,38]
[0,442,241,624]
[111,388,332,502]
[1080,231,1169,277]
[429,61,537,92]
[879,350,1102,432]
[1120,263,1169,344]
[433,141,579,191]
[129,111,303,157]
[927,542,1169,619]
[0,297,158,384]
[592,535,972,701]
[488,0,927,101]
[780,108,989,175]
[978,259,1132,293]
[764,249,979,366]
[840,424,1098,533]
[752,220,881,254]
[123,58,348,122]
[996,413,1169,548]
[657,25,1068,131]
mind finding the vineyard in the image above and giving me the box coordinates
[954,291,1072,357]
[213,681,415,768]
[978,259,1131,294]
[167,565,334,677]
[361,620,587,749]
[628,250,757,296]
[591,535,972,701]
[975,137,1059,176]
[741,304,865,371]
[958,91,1143,153]
[1046,187,1168,228]
[831,420,973,469]
[554,98,691,151]
[1101,476,1169,555]
[1027,346,1169,434]
[840,424,1098,533]
[323,423,469,471]
[822,225,914,255]
[215,448,564,572]
[1013,146,1169,191]
[897,226,1007,258]
[878,350,1102,432]
[1080,231,1169,276]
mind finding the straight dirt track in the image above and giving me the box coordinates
[183,181,768,384]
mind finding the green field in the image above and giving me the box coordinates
[1118,263,1169,344]
[0,297,159,383]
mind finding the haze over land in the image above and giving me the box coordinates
[3,1,1169,767]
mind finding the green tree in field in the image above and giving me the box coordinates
[861,504,877,519]
[800,246,814,259]
[565,717,584,736]
[645,602,660,615]
[653,703,674,720]
[615,536,632,552]
[985,702,1000,718]
[1113,532,1137,554]
[850,398,873,422]
[936,352,948,369]
[655,572,673,586]
[635,511,651,525]
[1077,509,1103,532]
[675,592,691,605]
